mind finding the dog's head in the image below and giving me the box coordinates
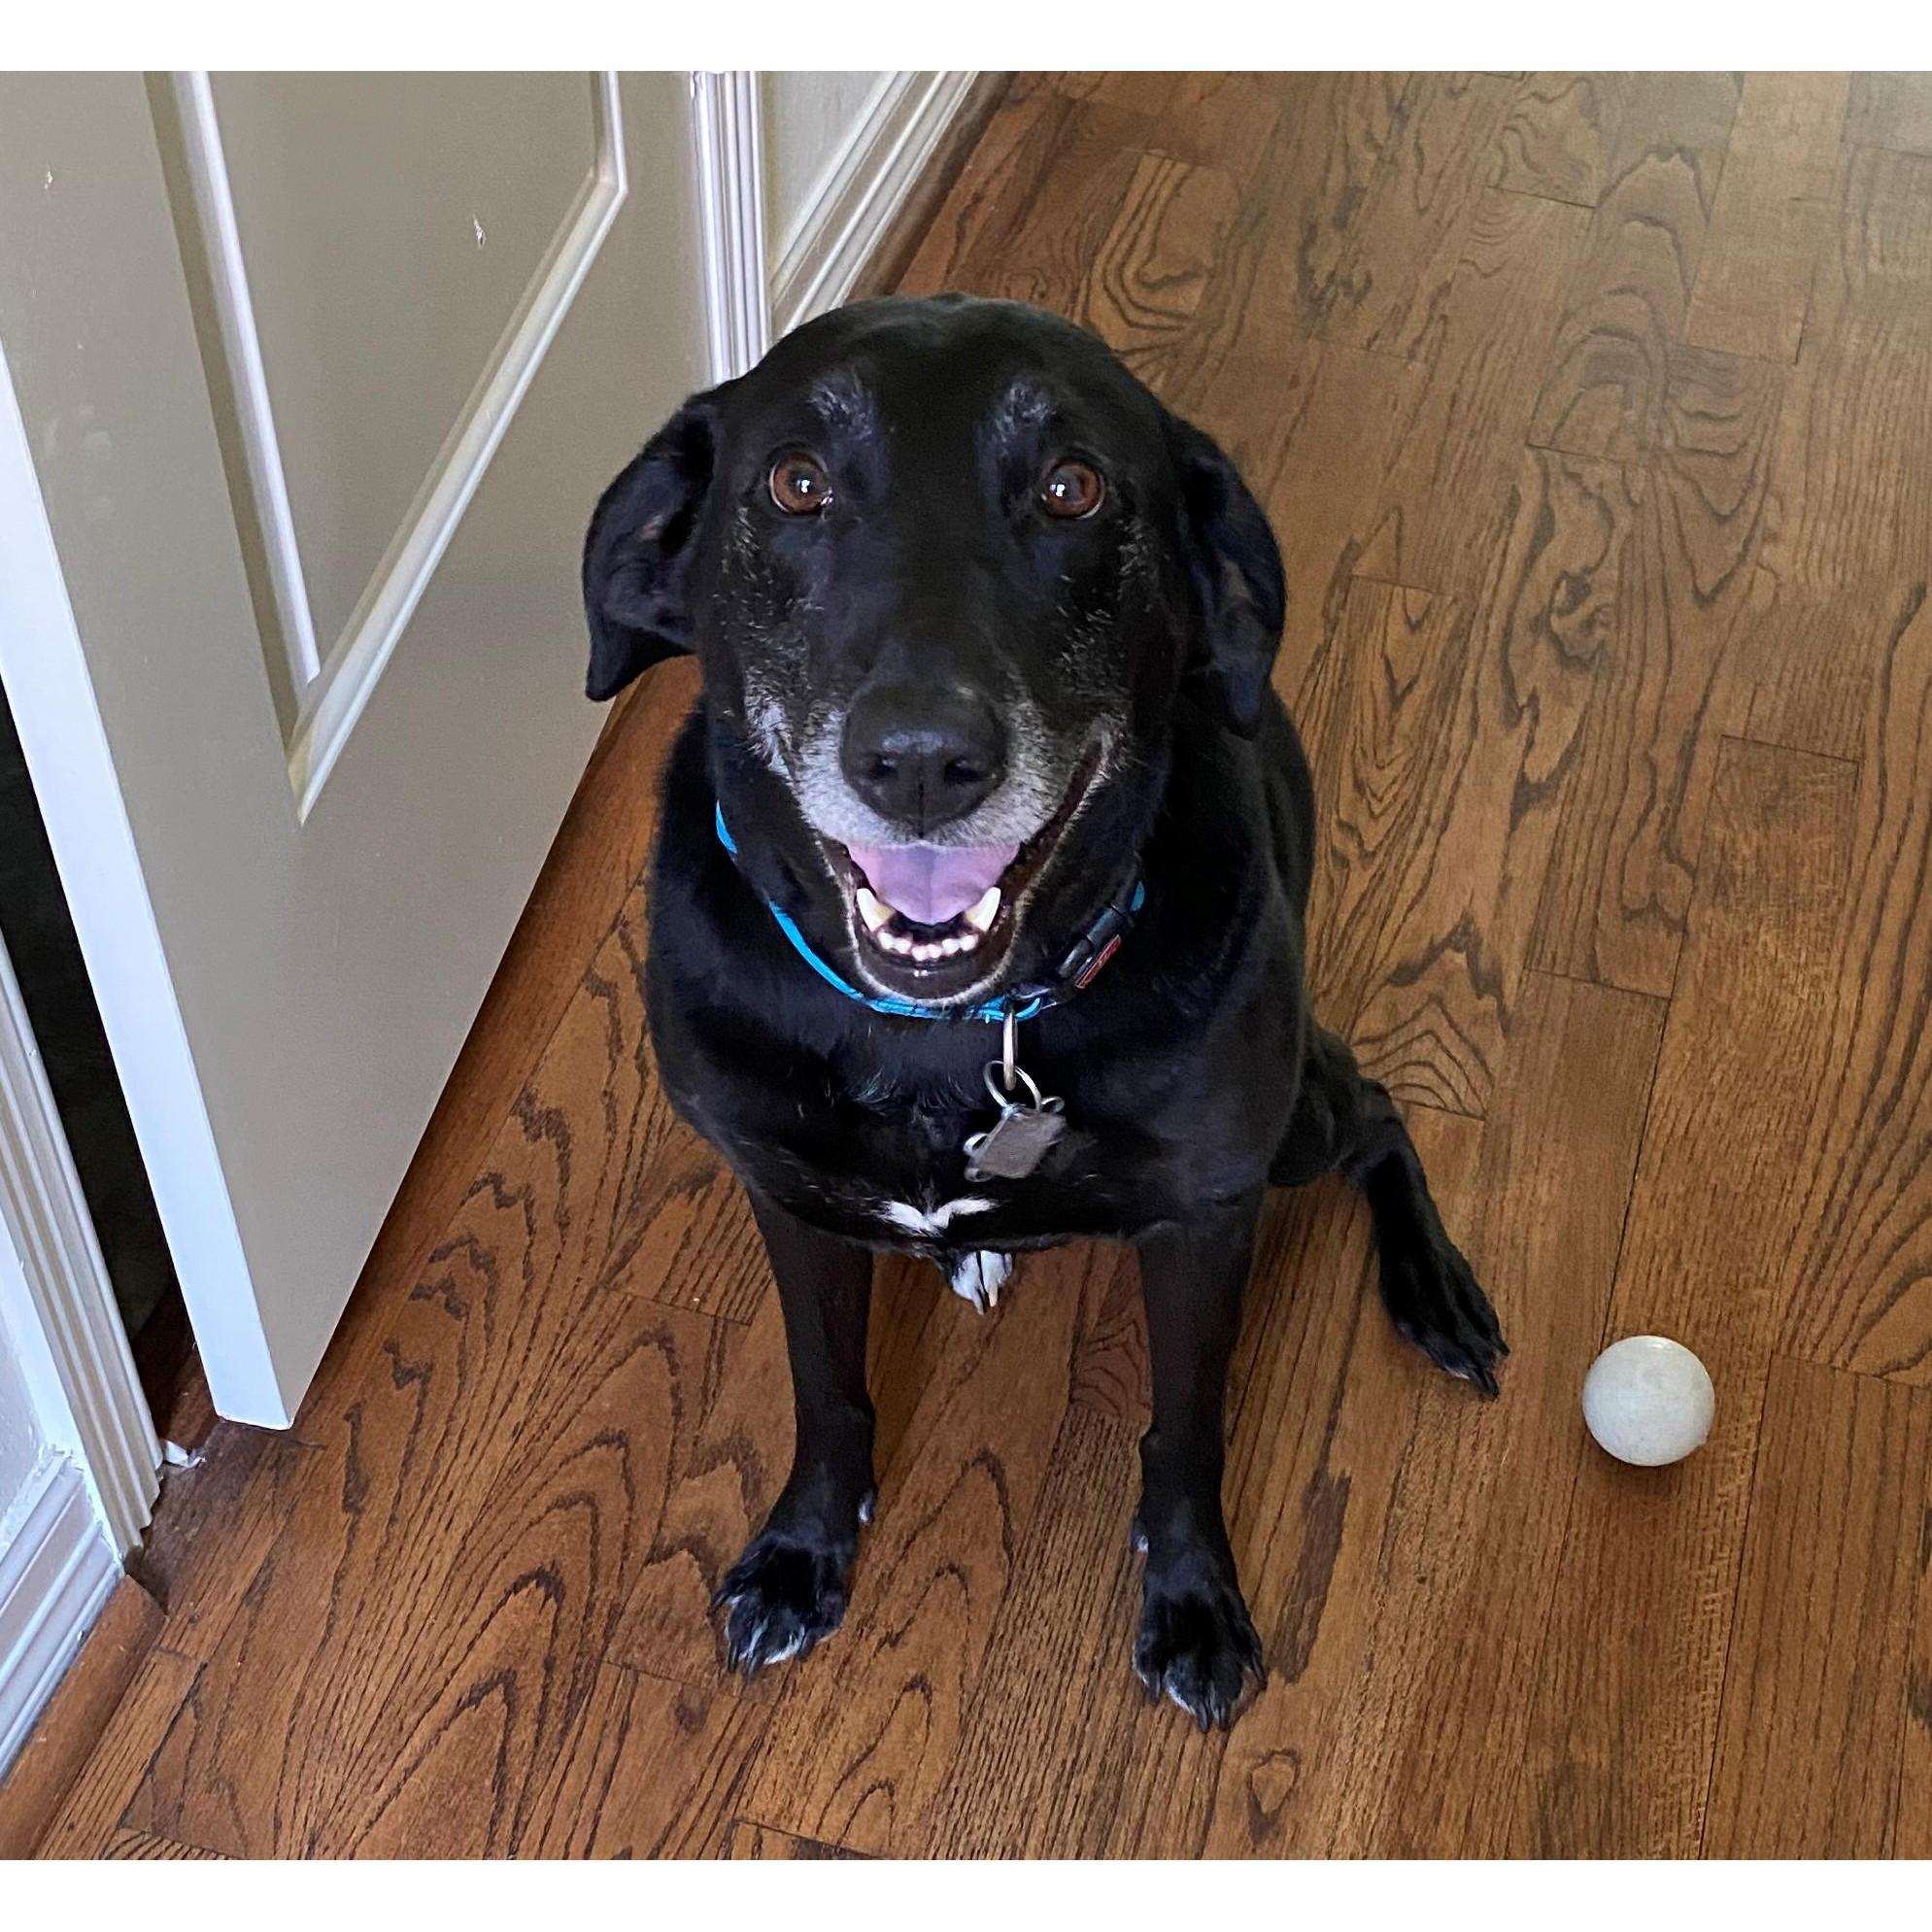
[583,294,1283,1010]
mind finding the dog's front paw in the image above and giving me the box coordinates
[712,1524,857,1675]
[1377,1218,1508,1397]
[1133,1560,1267,1731]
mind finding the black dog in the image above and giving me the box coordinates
[582,294,1505,1729]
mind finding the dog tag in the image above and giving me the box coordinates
[964,1060,1066,1181]
[964,1100,1065,1181]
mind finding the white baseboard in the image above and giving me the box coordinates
[0,1454,119,1779]
[770,71,980,339]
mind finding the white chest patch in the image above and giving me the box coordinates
[876,1196,997,1238]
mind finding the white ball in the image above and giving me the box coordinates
[1581,1335,1714,1467]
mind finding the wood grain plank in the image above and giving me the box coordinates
[33,1647,200,1859]
[1297,579,1473,1033]
[1705,1357,1931,1856]
[1346,454,1642,1116]
[111,886,760,1856]
[128,1429,318,1658]
[1013,71,1182,120]
[1150,73,1295,185]
[1900,1451,1932,1855]
[1319,73,1516,360]
[0,1578,160,1857]
[1752,144,1932,611]
[1776,588,1932,1384]
[1353,189,1592,603]
[135,1297,743,1856]
[1603,71,1743,184]
[101,1828,223,1858]
[1177,72,1410,393]
[1067,1242,1146,1427]
[315,1304,761,1858]
[1491,73,1638,207]
[1529,353,1777,997]
[1528,77,1742,461]
[1323,971,1664,1855]
[918,1403,1167,1856]
[898,93,1149,317]
[1077,151,1241,395]
[605,1122,770,1325]
[1846,74,1932,156]
[1186,340,1427,710]
[608,1276,797,1688]
[1022,73,1293,186]
[1685,74,1849,361]
[1746,579,1927,764]
[735,1241,1099,1855]
[1508,737,1855,1856]
[720,1816,860,1858]
[516,1667,764,1859]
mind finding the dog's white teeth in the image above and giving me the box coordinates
[859,890,992,965]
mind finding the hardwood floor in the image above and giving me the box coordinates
[17,70,1932,1859]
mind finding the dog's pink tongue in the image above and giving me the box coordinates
[848,842,1018,926]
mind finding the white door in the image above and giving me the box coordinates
[0,73,714,1425]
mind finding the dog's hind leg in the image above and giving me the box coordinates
[1274,1026,1508,1394]
[713,1193,876,1675]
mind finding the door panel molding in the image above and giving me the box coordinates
[769,72,979,338]
[154,71,630,819]
[159,72,324,701]
[288,72,628,816]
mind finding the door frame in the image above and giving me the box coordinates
[0,926,159,1560]
[692,71,771,384]
[0,924,149,1779]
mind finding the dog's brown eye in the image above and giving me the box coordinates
[770,451,832,515]
[1039,458,1104,520]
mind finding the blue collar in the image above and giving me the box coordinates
[714,803,1142,1023]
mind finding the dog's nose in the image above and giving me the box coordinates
[840,682,1007,832]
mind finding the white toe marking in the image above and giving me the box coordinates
[878,1195,997,1237]
[948,1248,1014,1312]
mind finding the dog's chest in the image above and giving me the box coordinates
[738,1076,1169,1253]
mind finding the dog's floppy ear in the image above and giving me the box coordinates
[582,384,731,701]
[1166,413,1286,738]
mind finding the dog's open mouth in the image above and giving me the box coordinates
[837,751,1100,996]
